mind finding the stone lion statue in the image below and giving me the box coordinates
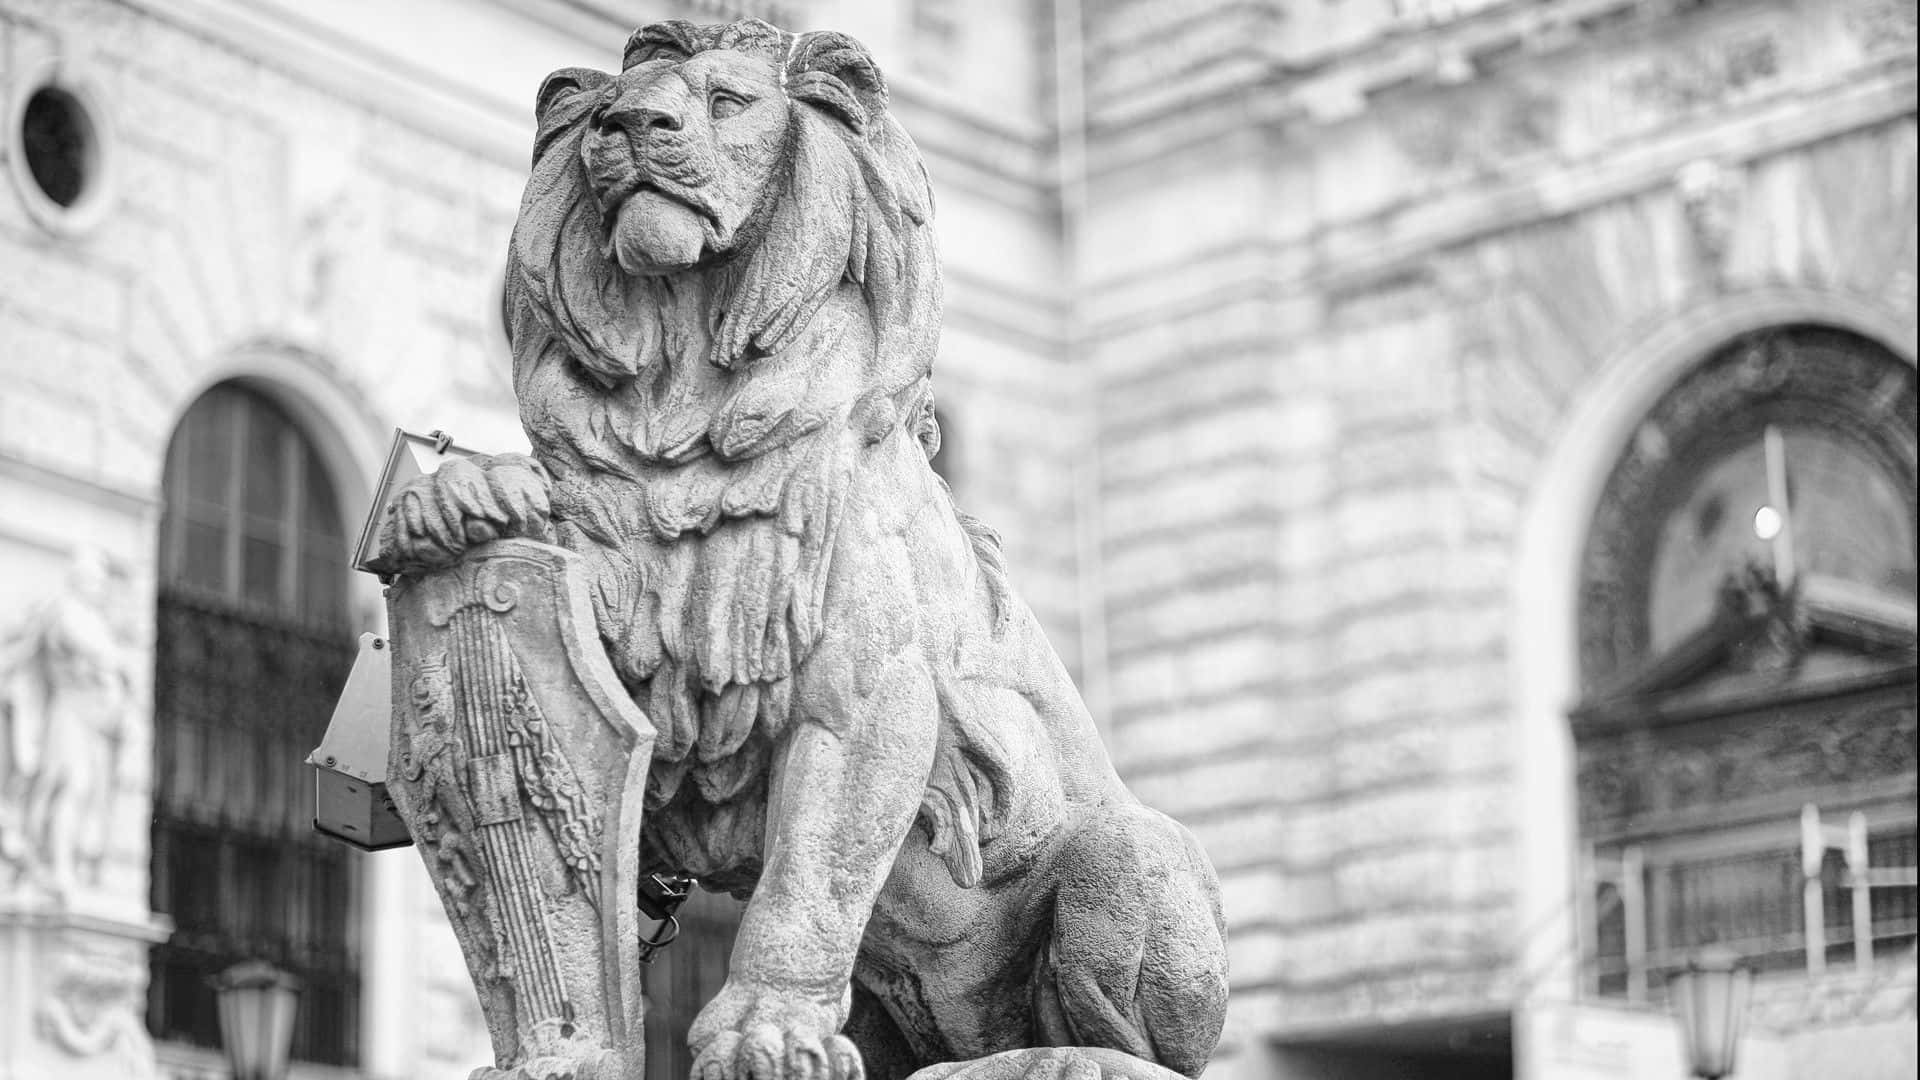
[379,18,1227,1080]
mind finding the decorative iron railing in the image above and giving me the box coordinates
[148,588,361,1066]
[1585,805,1919,1001]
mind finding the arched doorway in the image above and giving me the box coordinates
[1570,325,1917,996]
[147,381,362,1066]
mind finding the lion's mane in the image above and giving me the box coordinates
[501,20,966,819]
[507,19,939,404]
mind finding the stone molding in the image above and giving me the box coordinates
[1078,71,1915,332]
[0,900,171,1080]
[3,50,121,238]
[1086,0,1914,136]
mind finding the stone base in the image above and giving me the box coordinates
[0,895,171,1080]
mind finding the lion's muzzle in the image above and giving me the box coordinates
[580,70,722,275]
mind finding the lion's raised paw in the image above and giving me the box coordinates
[903,1048,1192,1080]
[372,453,554,575]
[691,1023,863,1080]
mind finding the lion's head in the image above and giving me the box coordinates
[509,18,938,396]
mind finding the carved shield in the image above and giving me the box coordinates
[385,539,652,1078]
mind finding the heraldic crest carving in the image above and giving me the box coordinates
[385,541,652,1080]
[367,16,1228,1080]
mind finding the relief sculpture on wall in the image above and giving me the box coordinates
[369,16,1228,1080]
[0,551,136,899]
[0,550,164,1080]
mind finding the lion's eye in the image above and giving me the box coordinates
[709,92,749,120]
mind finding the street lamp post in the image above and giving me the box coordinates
[211,960,302,1080]
[1669,945,1753,1079]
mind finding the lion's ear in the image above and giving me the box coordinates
[787,31,887,133]
[624,20,702,69]
[533,68,612,158]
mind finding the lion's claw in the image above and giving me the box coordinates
[370,452,553,574]
[697,1032,744,1080]
[688,988,863,1080]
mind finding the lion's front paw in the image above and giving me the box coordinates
[371,453,554,574]
[688,985,862,1080]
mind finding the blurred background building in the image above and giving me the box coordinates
[0,0,1912,1078]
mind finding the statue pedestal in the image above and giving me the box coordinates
[0,895,171,1080]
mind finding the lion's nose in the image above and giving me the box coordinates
[599,92,684,135]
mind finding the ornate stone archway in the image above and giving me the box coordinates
[1506,286,1917,1016]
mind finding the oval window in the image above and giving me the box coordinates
[7,70,115,234]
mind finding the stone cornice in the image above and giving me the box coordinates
[0,452,159,514]
[1085,0,1914,177]
[1300,63,1917,298]
[1086,0,1655,135]
[1078,56,1916,330]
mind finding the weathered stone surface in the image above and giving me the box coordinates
[384,540,652,1080]
[375,17,1227,1080]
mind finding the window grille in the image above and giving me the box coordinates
[148,383,360,1066]
[1587,816,1919,999]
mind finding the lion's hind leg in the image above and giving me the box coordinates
[1032,804,1228,1079]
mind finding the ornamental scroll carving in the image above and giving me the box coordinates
[1578,700,1918,833]
[36,940,158,1080]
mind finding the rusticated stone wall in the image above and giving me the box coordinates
[1076,0,1916,1071]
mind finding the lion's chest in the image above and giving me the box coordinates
[561,449,851,809]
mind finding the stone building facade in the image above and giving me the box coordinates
[0,1,1912,1079]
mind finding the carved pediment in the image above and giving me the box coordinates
[1573,568,1918,736]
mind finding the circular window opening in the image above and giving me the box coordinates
[8,68,115,236]
[21,86,94,208]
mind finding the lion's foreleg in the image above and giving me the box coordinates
[688,653,940,1080]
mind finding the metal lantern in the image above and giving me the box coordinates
[1669,945,1753,1079]
[211,960,302,1080]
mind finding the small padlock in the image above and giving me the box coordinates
[636,873,694,965]
[638,873,693,921]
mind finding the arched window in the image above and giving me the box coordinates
[148,382,361,1065]
[1573,326,1917,996]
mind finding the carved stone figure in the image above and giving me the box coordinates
[385,542,654,1080]
[1674,157,1740,285]
[374,18,1227,1080]
[36,942,159,1080]
[0,551,136,897]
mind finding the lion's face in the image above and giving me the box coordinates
[513,19,939,386]
[581,48,792,275]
